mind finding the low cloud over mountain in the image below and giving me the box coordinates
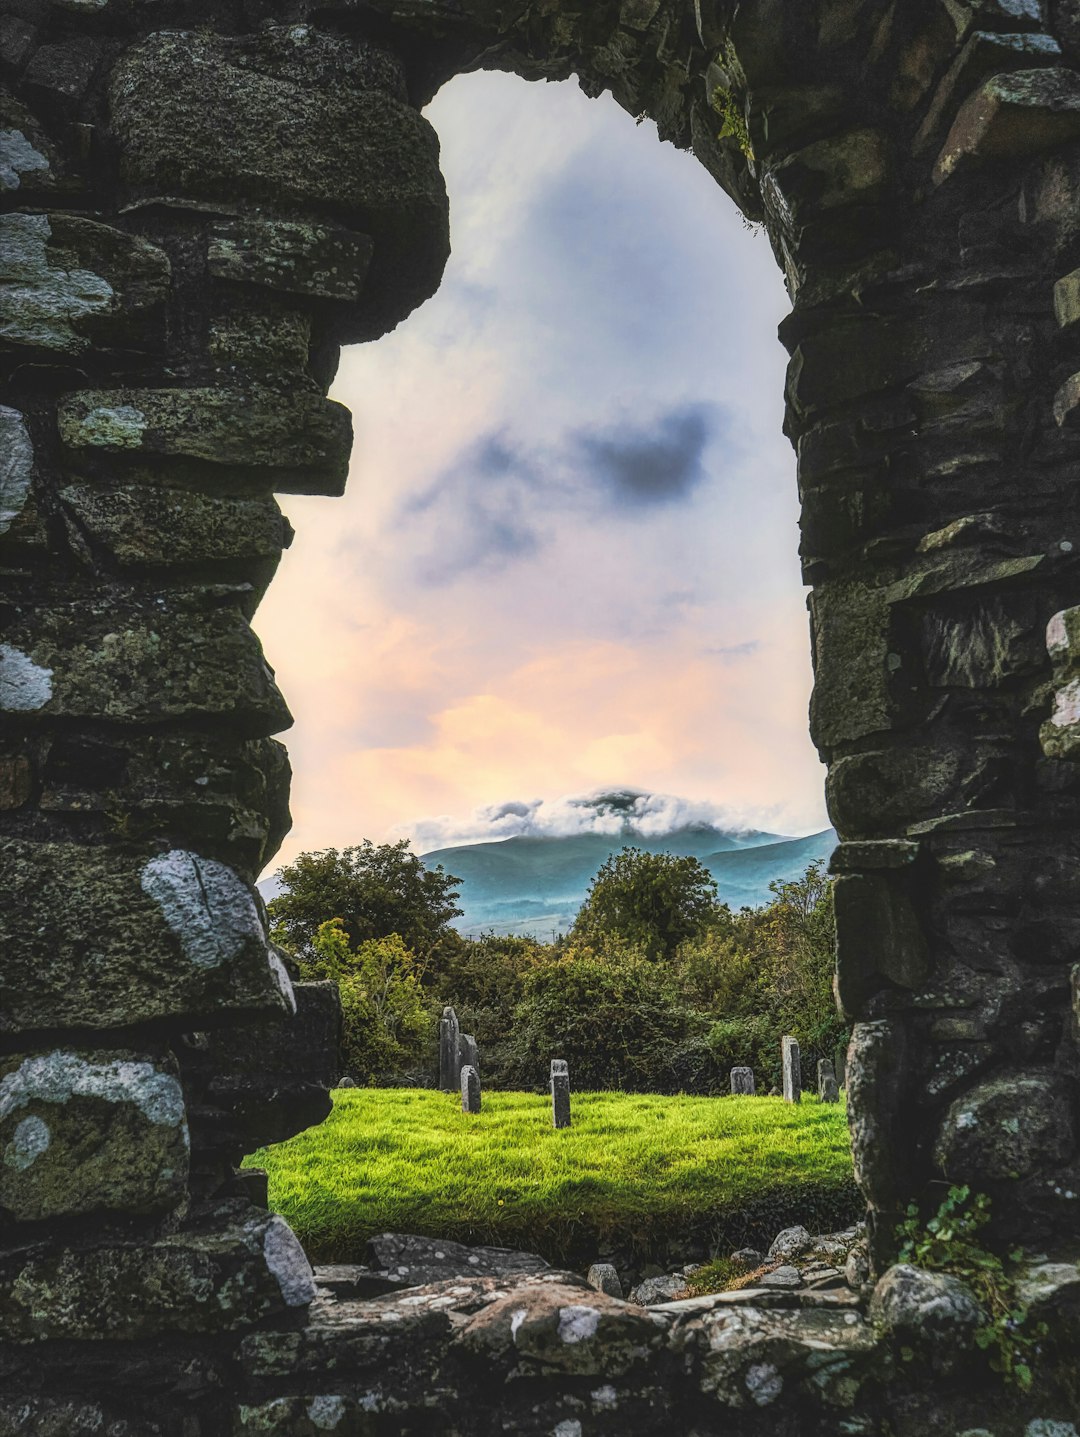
[396,787,775,853]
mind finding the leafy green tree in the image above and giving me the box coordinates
[572,846,721,961]
[500,941,690,1090]
[299,919,432,1082]
[268,840,462,961]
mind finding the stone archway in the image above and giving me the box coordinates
[1,1,1078,1431]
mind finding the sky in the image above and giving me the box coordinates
[252,70,829,867]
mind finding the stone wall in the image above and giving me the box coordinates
[1,0,1078,1431]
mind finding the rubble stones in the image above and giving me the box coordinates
[588,1262,624,1298]
[869,1264,985,1373]
[0,1211,315,1340]
[768,1227,813,1262]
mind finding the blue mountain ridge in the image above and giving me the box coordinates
[421,825,838,940]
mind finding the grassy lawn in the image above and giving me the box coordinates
[246,1089,859,1268]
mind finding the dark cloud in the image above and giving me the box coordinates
[404,433,544,584]
[400,403,722,587]
[573,405,715,506]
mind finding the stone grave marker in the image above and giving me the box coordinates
[730,1065,755,1096]
[439,1005,461,1092]
[550,1058,571,1129]
[782,1035,801,1104]
[460,1064,481,1114]
[817,1057,840,1102]
[458,1031,479,1078]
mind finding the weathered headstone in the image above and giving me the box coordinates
[782,1035,801,1104]
[817,1058,840,1103]
[460,1064,481,1114]
[457,1031,479,1079]
[730,1065,755,1096]
[338,1076,357,1089]
[550,1058,571,1129]
[439,1005,461,1092]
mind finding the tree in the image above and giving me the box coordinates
[268,840,462,961]
[298,919,432,1082]
[572,846,721,961]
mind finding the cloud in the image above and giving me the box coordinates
[404,432,546,584]
[400,403,726,587]
[396,786,779,853]
[708,640,761,662]
[573,405,715,507]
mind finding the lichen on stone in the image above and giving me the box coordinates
[0,213,115,354]
[0,1050,186,1127]
[0,644,53,710]
[261,1214,317,1307]
[140,850,265,970]
[0,406,33,535]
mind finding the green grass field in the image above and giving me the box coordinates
[246,1089,859,1268]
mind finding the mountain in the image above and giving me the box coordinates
[421,824,837,940]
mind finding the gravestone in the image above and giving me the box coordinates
[439,1006,461,1092]
[460,1064,481,1115]
[782,1036,801,1104]
[550,1058,571,1129]
[458,1031,479,1079]
[817,1058,840,1103]
[730,1066,755,1096]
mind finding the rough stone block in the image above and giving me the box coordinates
[673,1302,880,1409]
[833,872,929,1016]
[178,981,340,1158]
[731,1065,756,1095]
[1054,266,1080,327]
[764,128,889,226]
[207,217,374,301]
[934,1072,1077,1181]
[57,485,290,572]
[0,1397,164,1436]
[0,840,294,1034]
[934,68,1080,184]
[40,731,290,879]
[0,212,170,357]
[58,386,352,496]
[0,405,33,539]
[0,1048,189,1222]
[1041,675,1080,758]
[0,92,72,199]
[846,1020,909,1212]
[808,579,893,749]
[587,1261,623,1298]
[1,597,291,734]
[826,745,965,837]
[109,31,449,339]
[0,1211,315,1340]
[1053,369,1080,427]
[915,29,1062,152]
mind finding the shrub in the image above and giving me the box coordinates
[499,943,690,1091]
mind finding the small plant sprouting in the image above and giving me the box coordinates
[895,1185,1048,1392]
[710,85,752,161]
